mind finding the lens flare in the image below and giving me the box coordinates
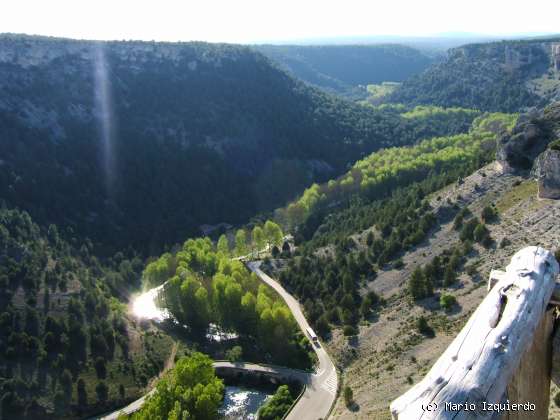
[93,43,116,198]
[132,284,170,321]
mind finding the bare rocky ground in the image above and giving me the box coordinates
[327,162,560,419]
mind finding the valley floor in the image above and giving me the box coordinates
[326,162,560,419]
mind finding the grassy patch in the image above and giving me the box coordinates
[366,82,401,100]
[496,180,537,213]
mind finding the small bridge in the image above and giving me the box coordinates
[213,360,310,385]
[391,246,560,419]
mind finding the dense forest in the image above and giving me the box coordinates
[388,38,560,112]
[254,44,433,99]
[143,222,315,370]
[270,113,517,338]
[0,207,175,419]
[0,36,478,255]
[278,112,516,229]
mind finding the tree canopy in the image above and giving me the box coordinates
[127,353,224,420]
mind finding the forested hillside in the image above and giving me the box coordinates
[0,207,174,419]
[254,44,433,98]
[0,36,477,255]
[268,112,516,338]
[389,38,560,112]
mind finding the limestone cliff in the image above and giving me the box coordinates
[533,148,560,199]
[497,102,560,172]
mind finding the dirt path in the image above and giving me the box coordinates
[146,341,177,390]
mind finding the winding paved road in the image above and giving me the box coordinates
[96,260,338,420]
[247,261,338,420]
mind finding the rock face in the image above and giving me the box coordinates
[533,149,560,199]
[497,102,560,172]
[496,118,548,171]
[553,43,560,72]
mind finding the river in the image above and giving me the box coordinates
[220,385,273,419]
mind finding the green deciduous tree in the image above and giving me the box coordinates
[129,353,224,420]
[440,294,457,311]
[217,234,229,255]
[258,385,295,420]
[264,220,283,248]
[234,229,248,257]
[252,226,265,256]
[179,276,210,335]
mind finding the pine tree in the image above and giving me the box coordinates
[408,267,425,299]
[443,265,455,286]
[424,272,434,297]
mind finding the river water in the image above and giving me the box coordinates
[220,385,273,419]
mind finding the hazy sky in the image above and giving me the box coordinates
[1,0,558,43]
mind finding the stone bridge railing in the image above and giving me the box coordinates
[390,246,559,419]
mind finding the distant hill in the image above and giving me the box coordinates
[0,35,458,254]
[388,38,560,112]
[253,44,434,98]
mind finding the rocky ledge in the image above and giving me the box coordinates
[533,147,560,199]
[497,102,560,172]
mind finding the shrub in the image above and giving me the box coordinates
[94,357,107,379]
[95,382,109,403]
[366,231,374,246]
[443,265,456,286]
[281,241,291,257]
[459,219,478,241]
[466,264,478,277]
[343,325,358,336]
[473,223,489,243]
[416,316,434,337]
[77,378,88,406]
[54,391,67,414]
[499,237,511,248]
[60,369,72,397]
[225,345,243,362]
[549,139,560,152]
[259,385,294,420]
[440,294,457,311]
[481,235,494,249]
[315,315,331,338]
[555,391,560,408]
[462,240,473,255]
[453,213,464,230]
[481,205,497,223]
[343,386,354,408]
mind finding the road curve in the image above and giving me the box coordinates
[247,261,338,420]
[96,260,338,420]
